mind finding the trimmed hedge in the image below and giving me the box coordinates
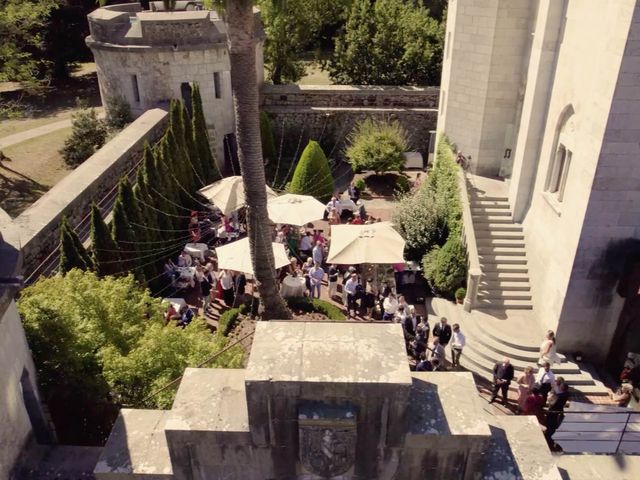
[218,307,242,337]
[288,140,335,203]
[285,297,346,321]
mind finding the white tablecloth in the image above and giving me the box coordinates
[185,242,208,261]
[175,267,195,280]
[163,297,186,312]
[280,275,306,298]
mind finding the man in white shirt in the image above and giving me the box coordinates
[309,263,325,299]
[536,362,556,403]
[382,293,399,321]
[299,233,313,258]
[343,273,359,317]
[450,323,466,369]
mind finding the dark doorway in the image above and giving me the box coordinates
[180,82,194,117]
[20,368,53,444]
[223,133,240,176]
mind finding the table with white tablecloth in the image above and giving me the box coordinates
[280,275,307,298]
[162,297,187,312]
[174,267,196,288]
[184,242,208,261]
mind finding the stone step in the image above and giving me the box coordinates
[474,298,533,309]
[460,318,551,363]
[480,263,529,273]
[477,291,533,301]
[474,223,523,232]
[472,216,514,224]
[482,271,530,281]
[471,208,512,216]
[470,195,509,202]
[479,255,528,265]
[477,246,526,256]
[477,238,526,248]
[479,281,531,291]
[471,200,510,209]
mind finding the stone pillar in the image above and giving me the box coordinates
[509,0,568,221]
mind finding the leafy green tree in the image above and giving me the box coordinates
[329,0,444,85]
[260,110,277,167]
[288,140,334,202]
[191,83,220,183]
[422,236,467,297]
[60,103,108,167]
[104,95,132,130]
[89,202,122,277]
[18,270,244,439]
[58,215,91,273]
[345,118,408,174]
[0,0,57,93]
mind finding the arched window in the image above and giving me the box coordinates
[545,106,575,204]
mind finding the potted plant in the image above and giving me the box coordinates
[455,287,466,304]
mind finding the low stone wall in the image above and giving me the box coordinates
[14,109,168,280]
[261,85,439,158]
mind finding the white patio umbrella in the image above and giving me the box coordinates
[267,193,326,225]
[327,222,406,265]
[215,237,290,275]
[198,176,277,215]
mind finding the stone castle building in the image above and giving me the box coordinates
[86,1,265,166]
[439,0,640,362]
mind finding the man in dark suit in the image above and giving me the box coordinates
[490,358,514,405]
[545,378,570,442]
[432,317,452,346]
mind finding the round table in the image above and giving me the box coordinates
[184,242,208,261]
[280,275,307,298]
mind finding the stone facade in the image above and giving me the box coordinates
[439,0,640,361]
[94,322,560,480]
[86,3,265,163]
[261,85,439,160]
[14,109,168,280]
[0,211,52,478]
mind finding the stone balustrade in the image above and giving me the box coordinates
[457,168,482,312]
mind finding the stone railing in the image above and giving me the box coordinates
[457,169,482,311]
[14,109,168,282]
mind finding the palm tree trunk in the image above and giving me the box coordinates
[225,0,291,319]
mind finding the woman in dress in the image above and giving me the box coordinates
[327,207,340,225]
[539,330,561,366]
[516,366,536,413]
[218,269,235,307]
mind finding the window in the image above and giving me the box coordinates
[213,72,222,99]
[547,145,571,202]
[131,75,140,103]
[544,106,575,205]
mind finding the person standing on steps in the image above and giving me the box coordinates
[539,330,561,366]
[535,361,556,404]
[490,358,515,406]
[450,323,466,369]
[432,317,452,347]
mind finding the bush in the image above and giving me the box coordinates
[455,287,466,301]
[345,118,408,174]
[260,111,277,165]
[218,307,242,337]
[394,174,411,196]
[393,187,449,261]
[288,140,335,203]
[60,104,108,167]
[354,177,366,192]
[285,297,346,321]
[423,236,468,298]
[105,96,132,130]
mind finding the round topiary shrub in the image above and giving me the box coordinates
[345,118,408,174]
[422,236,468,298]
[288,140,335,203]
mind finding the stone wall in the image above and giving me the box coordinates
[13,109,168,279]
[261,85,439,160]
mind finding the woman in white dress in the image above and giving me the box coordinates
[538,330,561,366]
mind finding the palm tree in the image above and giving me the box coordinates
[222,0,291,319]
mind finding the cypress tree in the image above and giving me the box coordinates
[111,194,138,274]
[89,202,123,277]
[134,169,159,242]
[184,109,205,186]
[192,84,220,183]
[289,140,335,203]
[164,131,196,210]
[260,111,277,166]
[59,215,90,273]
[119,177,149,244]
[155,142,186,228]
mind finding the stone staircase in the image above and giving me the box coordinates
[470,192,533,310]
[430,300,611,397]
